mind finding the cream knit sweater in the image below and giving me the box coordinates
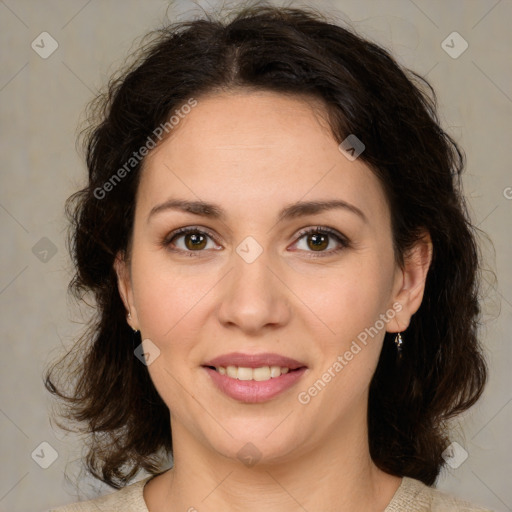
[49,475,494,511]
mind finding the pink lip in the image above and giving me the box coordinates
[204,366,308,403]
[203,352,307,370]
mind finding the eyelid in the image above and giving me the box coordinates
[294,226,348,243]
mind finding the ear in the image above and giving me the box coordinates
[388,231,433,333]
[113,251,140,331]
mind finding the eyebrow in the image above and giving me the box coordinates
[147,198,367,224]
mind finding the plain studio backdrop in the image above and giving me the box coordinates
[0,1,510,511]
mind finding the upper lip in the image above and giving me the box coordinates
[203,352,307,370]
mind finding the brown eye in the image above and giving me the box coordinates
[292,227,350,257]
[306,232,329,251]
[163,227,220,254]
[183,232,207,250]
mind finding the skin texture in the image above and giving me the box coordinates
[115,90,432,512]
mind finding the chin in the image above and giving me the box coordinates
[206,422,306,467]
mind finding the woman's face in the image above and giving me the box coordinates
[116,90,429,465]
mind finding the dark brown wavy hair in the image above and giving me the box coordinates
[45,3,488,489]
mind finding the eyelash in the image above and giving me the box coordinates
[161,226,350,258]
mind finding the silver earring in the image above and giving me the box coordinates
[395,332,403,353]
[127,312,138,333]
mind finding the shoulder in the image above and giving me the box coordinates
[48,476,152,512]
[385,476,494,512]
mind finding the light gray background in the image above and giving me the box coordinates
[1,1,511,511]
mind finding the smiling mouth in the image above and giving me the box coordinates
[204,365,305,382]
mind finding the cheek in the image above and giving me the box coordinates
[130,249,218,341]
[129,253,212,415]
[294,261,394,418]
[290,253,395,347]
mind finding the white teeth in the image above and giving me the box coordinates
[237,367,253,381]
[226,365,238,379]
[253,366,270,381]
[270,365,281,378]
[215,365,293,381]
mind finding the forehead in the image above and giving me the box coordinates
[138,90,389,225]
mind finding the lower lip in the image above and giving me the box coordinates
[203,367,307,403]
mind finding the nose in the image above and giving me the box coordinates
[216,248,291,335]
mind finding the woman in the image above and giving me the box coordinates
[48,4,492,511]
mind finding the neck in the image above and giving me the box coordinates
[145,409,402,512]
